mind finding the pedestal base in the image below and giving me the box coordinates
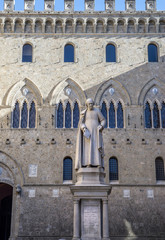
[76,167,106,185]
[70,172,111,240]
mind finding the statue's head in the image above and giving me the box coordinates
[86,98,94,111]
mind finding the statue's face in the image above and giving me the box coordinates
[87,102,94,110]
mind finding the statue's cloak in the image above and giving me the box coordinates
[75,108,105,170]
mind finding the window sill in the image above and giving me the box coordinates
[156,181,165,185]
[63,180,73,184]
[109,181,119,184]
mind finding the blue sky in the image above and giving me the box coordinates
[0,0,164,11]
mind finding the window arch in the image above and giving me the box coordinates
[117,102,124,128]
[127,20,135,33]
[86,20,94,33]
[96,20,104,33]
[153,102,160,128]
[35,20,42,33]
[159,20,165,33]
[73,101,80,128]
[148,43,158,62]
[65,102,71,128]
[13,101,20,128]
[101,101,107,128]
[109,101,115,128]
[65,20,73,33]
[29,101,36,128]
[155,157,165,181]
[109,157,118,181]
[145,101,152,128]
[4,20,12,33]
[14,20,22,33]
[106,44,116,62]
[25,20,32,33]
[22,44,32,62]
[107,20,114,33]
[57,102,63,128]
[148,20,156,33]
[76,20,83,33]
[55,20,63,33]
[161,102,165,128]
[64,44,74,62]
[45,20,53,33]
[138,20,145,33]
[117,20,125,33]
[21,101,28,128]
[63,157,72,181]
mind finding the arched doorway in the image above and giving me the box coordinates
[0,183,13,240]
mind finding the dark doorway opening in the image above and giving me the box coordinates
[0,183,13,240]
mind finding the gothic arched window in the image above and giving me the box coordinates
[73,102,79,128]
[106,44,116,62]
[63,157,72,181]
[161,102,165,128]
[109,102,115,128]
[65,102,71,128]
[22,44,32,62]
[64,44,74,62]
[109,157,118,181]
[29,101,36,128]
[153,102,160,128]
[117,102,124,128]
[145,102,152,128]
[155,157,165,181]
[57,102,63,128]
[101,101,107,128]
[13,101,20,128]
[21,101,28,128]
[148,44,158,62]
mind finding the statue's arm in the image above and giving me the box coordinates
[98,109,106,129]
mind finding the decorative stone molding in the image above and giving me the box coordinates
[64,0,74,12]
[105,0,115,12]
[125,0,136,12]
[85,0,95,12]
[24,0,35,12]
[145,0,156,11]
[4,0,15,11]
[44,0,54,11]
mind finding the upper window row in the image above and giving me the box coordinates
[22,43,159,63]
[3,19,165,34]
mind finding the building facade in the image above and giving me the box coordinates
[0,0,165,239]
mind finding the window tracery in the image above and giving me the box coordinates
[12,100,36,128]
[56,100,80,129]
[155,157,165,181]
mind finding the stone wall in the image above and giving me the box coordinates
[0,8,165,240]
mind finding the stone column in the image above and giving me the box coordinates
[73,199,80,240]
[102,199,109,239]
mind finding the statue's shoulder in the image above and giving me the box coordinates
[94,107,101,113]
[80,109,87,115]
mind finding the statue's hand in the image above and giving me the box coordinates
[98,125,103,131]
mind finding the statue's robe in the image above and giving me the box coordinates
[75,107,106,170]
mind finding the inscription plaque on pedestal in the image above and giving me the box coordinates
[81,200,101,240]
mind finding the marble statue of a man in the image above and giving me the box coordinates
[75,98,106,170]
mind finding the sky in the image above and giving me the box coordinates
[0,0,164,11]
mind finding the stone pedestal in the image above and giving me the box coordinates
[70,168,111,240]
